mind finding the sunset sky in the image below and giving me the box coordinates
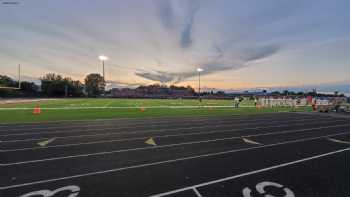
[1,0,350,90]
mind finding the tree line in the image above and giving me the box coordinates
[0,73,105,98]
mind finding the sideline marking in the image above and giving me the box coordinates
[328,137,350,145]
[145,138,157,146]
[1,131,350,190]
[151,146,350,197]
[37,138,55,147]
[242,138,261,145]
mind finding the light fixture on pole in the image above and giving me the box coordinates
[98,55,108,82]
[197,68,203,102]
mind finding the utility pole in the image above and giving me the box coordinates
[18,64,21,89]
[197,68,203,102]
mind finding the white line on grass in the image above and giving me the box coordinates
[1,131,350,190]
[1,123,350,165]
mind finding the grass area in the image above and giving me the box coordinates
[0,98,311,123]
[0,98,254,108]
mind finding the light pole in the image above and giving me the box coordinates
[98,55,108,82]
[197,68,203,102]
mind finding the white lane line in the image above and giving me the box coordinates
[328,137,350,145]
[0,115,236,132]
[242,138,261,145]
[0,115,230,130]
[2,125,350,166]
[2,119,341,151]
[3,121,349,152]
[0,117,277,139]
[1,131,349,190]
[1,117,338,143]
[151,146,350,197]
[193,188,203,197]
[0,112,307,127]
[0,115,320,136]
[0,118,234,136]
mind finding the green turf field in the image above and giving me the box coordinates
[0,98,254,108]
[0,98,311,123]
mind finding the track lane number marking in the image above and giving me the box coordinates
[19,185,80,197]
[243,181,294,197]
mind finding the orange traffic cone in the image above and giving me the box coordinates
[33,105,41,115]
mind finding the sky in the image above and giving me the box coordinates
[0,0,350,91]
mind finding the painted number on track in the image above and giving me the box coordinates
[19,185,80,197]
[243,181,295,197]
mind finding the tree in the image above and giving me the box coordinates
[19,81,39,96]
[0,75,17,87]
[84,73,105,97]
[41,73,84,97]
[41,73,66,97]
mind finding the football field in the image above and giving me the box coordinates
[0,98,310,123]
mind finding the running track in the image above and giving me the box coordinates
[1,112,350,197]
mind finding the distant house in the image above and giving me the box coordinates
[111,84,195,98]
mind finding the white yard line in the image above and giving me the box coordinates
[1,131,350,190]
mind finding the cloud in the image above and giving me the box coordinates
[180,0,200,49]
[135,43,282,84]
[241,44,282,62]
[154,0,200,49]
[106,80,146,89]
[154,0,175,29]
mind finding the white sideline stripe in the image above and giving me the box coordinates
[2,120,346,152]
[0,115,302,136]
[0,105,256,110]
[2,124,350,165]
[0,116,335,140]
[151,146,350,197]
[1,131,349,190]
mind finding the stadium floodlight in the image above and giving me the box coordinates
[98,55,108,61]
[98,55,108,82]
[197,68,203,102]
